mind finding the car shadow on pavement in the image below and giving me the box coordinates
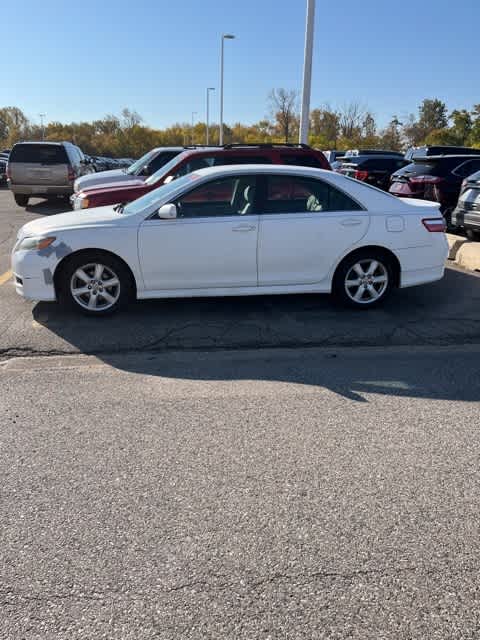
[25,199,71,215]
[29,267,480,403]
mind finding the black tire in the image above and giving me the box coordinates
[442,206,455,231]
[466,228,480,241]
[332,250,395,309]
[14,194,29,207]
[57,251,135,316]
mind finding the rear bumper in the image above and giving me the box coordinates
[8,182,73,196]
[400,264,445,289]
[452,206,480,230]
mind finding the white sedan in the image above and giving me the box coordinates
[12,165,448,316]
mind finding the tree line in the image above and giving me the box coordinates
[1,95,479,158]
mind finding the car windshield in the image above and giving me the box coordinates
[126,149,158,175]
[144,153,188,186]
[122,173,199,216]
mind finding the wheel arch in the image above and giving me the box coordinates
[53,248,138,298]
[333,245,401,289]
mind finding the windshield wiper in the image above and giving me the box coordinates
[113,203,125,214]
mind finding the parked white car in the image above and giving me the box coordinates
[12,165,448,316]
[72,147,184,194]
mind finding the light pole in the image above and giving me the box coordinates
[219,33,235,145]
[191,111,197,145]
[39,113,46,140]
[299,0,316,145]
[206,87,215,145]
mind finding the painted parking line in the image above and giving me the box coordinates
[0,270,12,285]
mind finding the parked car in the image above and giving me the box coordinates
[404,145,480,161]
[340,156,409,191]
[344,149,404,158]
[13,164,447,316]
[74,147,184,193]
[323,150,347,164]
[7,141,94,207]
[451,169,480,239]
[71,144,331,210]
[0,157,7,185]
[389,155,480,224]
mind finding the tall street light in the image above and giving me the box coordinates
[299,0,316,145]
[39,113,46,141]
[206,87,215,145]
[191,111,197,145]
[219,33,235,145]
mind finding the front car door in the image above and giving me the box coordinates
[138,174,259,291]
[257,174,369,286]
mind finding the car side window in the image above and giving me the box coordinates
[149,152,178,173]
[175,156,217,178]
[454,160,480,177]
[279,154,323,168]
[173,175,257,218]
[262,176,362,214]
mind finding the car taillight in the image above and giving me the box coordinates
[354,170,369,181]
[67,165,75,181]
[422,218,446,232]
[410,175,443,184]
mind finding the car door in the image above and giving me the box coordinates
[138,174,259,291]
[257,174,369,286]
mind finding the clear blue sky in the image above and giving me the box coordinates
[2,0,478,130]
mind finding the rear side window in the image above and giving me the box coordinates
[263,175,362,214]
[453,159,480,178]
[403,159,461,177]
[10,144,68,164]
[279,154,324,168]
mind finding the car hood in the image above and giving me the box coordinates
[80,178,146,195]
[18,206,123,239]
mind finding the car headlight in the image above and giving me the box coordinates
[74,195,89,210]
[15,236,56,252]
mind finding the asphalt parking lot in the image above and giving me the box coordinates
[2,187,480,638]
[1,188,480,358]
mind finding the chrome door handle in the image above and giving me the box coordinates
[340,219,362,226]
[232,224,256,232]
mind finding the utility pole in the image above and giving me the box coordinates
[299,0,316,145]
[206,87,215,145]
[191,112,197,145]
[39,113,46,140]
[219,34,235,145]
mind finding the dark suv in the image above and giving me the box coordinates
[389,155,480,223]
[452,169,480,239]
[340,156,408,191]
[404,145,480,161]
[73,144,330,210]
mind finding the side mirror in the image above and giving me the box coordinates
[158,203,177,219]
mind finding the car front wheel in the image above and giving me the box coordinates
[332,252,394,309]
[58,252,134,316]
[14,194,29,207]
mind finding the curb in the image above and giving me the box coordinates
[446,233,480,272]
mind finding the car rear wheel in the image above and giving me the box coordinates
[14,194,29,207]
[332,251,394,309]
[58,252,134,316]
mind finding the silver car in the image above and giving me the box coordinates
[8,141,94,207]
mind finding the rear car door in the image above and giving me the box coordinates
[138,174,259,291]
[257,174,368,285]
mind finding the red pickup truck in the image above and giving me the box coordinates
[71,145,330,210]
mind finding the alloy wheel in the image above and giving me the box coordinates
[70,263,121,312]
[344,259,388,305]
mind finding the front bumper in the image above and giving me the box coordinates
[11,248,57,301]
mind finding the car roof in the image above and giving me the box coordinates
[412,154,480,161]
